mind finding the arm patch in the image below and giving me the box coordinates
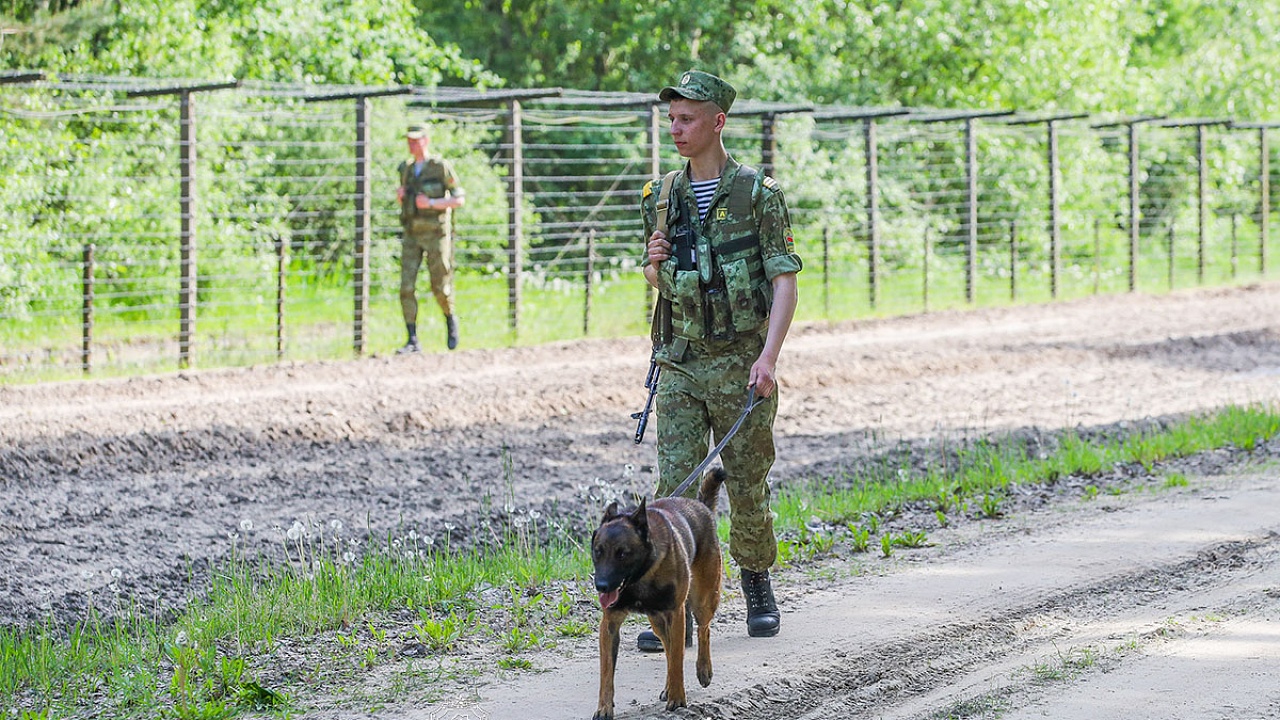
[643,180,654,199]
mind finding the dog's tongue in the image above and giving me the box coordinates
[599,588,621,609]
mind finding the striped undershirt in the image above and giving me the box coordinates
[690,177,719,222]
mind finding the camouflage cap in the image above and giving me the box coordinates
[659,70,736,114]
[406,124,429,139]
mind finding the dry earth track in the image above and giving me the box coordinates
[2,283,1280,717]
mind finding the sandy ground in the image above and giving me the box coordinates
[2,282,1280,717]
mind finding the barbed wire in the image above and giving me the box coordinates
[1,77,1275,381]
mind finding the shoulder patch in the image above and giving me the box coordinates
[762,176,780,191]
[643,180,654,199]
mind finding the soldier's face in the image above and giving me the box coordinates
[667,99,723,159]
[407,136,430,156]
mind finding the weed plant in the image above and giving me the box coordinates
[1,404,1276,718]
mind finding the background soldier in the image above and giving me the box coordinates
[397,124,466,353]
[638,71,802,650]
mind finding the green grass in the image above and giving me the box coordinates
[770,404,1280,549]
[1,404,1277,717]
[5,233,1275,384]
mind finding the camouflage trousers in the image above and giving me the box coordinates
[400,221,454,322]
[655,332,778,572]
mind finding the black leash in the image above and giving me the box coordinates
[663,386,766,499]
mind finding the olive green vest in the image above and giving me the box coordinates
[399,158,451,226]
[657,164,772,345]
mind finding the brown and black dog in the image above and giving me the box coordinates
[590,468,724,720]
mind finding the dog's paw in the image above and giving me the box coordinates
[592,707,614,720]
[664,694,687,711]
[697,664,712,688]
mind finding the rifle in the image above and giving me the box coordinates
[631,171,683,444]
[630,347,660,444]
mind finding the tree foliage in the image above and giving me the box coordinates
[2,0,499,86]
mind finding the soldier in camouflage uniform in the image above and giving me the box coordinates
[637,71,802,650]
[397,125,466,353]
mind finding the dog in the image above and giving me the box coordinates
[590,468,724,720]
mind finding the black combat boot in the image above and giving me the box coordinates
[445,314,459,350]
[741,568,780,637]
[397,323,421,354]
[636,607,694,653]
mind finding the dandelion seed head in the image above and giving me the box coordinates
[424,536,435,546]
[79,570,94,580]
[110,568,122,580]
[444,523,456,532]
[174,630,189,647]
[330,519,343,532]
[240,519,254,532]
[529,510,541,520]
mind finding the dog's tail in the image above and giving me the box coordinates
[698,467,726,511]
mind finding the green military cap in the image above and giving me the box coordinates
[406,124,429,139]
[659,70,736,114]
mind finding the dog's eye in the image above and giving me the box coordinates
[616,549,629,559]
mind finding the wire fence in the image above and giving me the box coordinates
[1,74,1276,383]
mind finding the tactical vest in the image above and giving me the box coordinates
[656,164,772,345]
[399,158,451,226]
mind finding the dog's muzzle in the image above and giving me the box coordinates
[596,578,625,609]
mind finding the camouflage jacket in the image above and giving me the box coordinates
[398,155,464,227]
[641,156,802,347]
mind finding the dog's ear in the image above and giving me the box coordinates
[602,501,620,522]
[629,497,649,539]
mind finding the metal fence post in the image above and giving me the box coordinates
[179,89,197,369]
[865,116,879,310]
[1128,122,1139,292]
[923,225,932,312]
[584,229,595,335]
[1263,127,1272,275]
[822,226,830,318]
[1009,219,1018,301]
[126,80,240,370]
[506,99,524,339]
[1197,124,1207,284]
[353,95,372,356]
[82,243,94,374]
[276,234,287,361]
[965,117,978,303]
[761,111,777,180]
[1047,120,1061,298]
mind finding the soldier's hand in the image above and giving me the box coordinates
[415,193,431,210]
[647,231,671,268]
[397,186,405,203]
[748,359,777,398]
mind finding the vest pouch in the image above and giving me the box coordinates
[672,269,706,339]
[721,256,766,333]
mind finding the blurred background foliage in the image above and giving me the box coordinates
[3,0,1277,117]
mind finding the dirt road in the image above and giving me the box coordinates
[1,282,1279,717]
[466,468,1280,720]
